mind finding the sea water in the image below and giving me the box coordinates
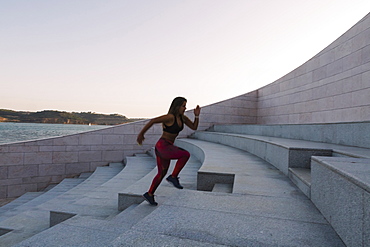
[0,122,109,145]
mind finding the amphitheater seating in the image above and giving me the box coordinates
[2,123,369,246]
[0,164,124,246]
[190,123,370,247]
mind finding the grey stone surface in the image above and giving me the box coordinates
[212,183,233,193]
[365,192,370,247]
[0,165,124,246]
[50,211,76,227]
[15,203,158,247]
[15,222,120,247]
[5,135,350,247]
[0,178,85,222]
[119,154,201,210]
[311,157,368,247]
[178,138,308,199]
[110,229,228,247]
[213,122,370,148]
[197,172,234,191]
[193,130,370,179]
[116,200,344,247]
[313,156,370,192]
[288,168,311,198]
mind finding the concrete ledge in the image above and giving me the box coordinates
[176,138,283,195]
[193,131,334,175]
[289,168,311,198]
[0,227,12,236]
[311,156,370,247]
[213,122,370,149]
[50,211,76,227]
[212,183,233,193]
[198,171,234,192]
[118,194,144,211]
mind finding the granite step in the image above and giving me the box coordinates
[48,155,156,225]
[0,177,87,222]
[118,153,202,211]
[14,200,159,246]
[289,168,311,198]
[0,165,123,247]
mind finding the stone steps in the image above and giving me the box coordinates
[13,150,201,246]
[14,202,158,247]
[118,152,202,211]
[110,144,345,247]
[191,130,370,199]
[0,176,88,222]
[0,164,124,247]
[47,156,155,225]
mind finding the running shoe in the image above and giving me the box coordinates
[143,192,158,206]
[166,175,183,189]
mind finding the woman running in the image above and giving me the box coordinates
[137,97,201,206]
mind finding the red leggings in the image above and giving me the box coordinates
[148,138,190,194]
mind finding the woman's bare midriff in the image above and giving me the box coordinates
[161,132,179,143]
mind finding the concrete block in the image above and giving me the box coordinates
[53,151,78,163]
[79,134,103,145]
[102,135,124,145]
[0,145,9,152]
[0,177,22,186]
[365,192,370,247]
[343,49,363,70]
[118,193,144,211]
[50,211,77,227]
[197,172,234,192]
[9,145,38,153]
[78,151,102,162]
[0,166,7,179]
[102,150,124,162]
[65,162,90,175]
[7,183,37,198]
[212,183,232,193]
[0,186,7,199]
[66,145,91,151]
[39,164,66,176]
[53,135,79,146]
[0,153,23,166]
[289,148,332,169]
[288,168,311,198]
[24,151,52,165]
[8,165,38,178]
[311,157,369,247]
[362,45,370,64]
[0,227,12,237]
[265,143,289,175]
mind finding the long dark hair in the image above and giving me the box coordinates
[168,97,187,116]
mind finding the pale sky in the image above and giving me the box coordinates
[1,1,369,118]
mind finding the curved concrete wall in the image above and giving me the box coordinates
[1,13,368,199]
[256,13,370,124]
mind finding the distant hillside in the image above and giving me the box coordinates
[0,109,144,125]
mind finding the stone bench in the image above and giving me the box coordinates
[192,131,370,198]
[311,156,370,247]
[175,138,298,198]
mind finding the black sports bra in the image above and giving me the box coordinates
[163,115,184,134]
